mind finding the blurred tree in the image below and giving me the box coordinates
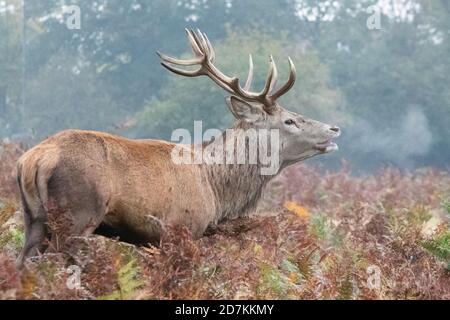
[25,51,124,137]
[295,0,450,168]
[0,0,22,136]
[23,0,202,113]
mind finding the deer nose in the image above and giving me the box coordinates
[330,126,340,133]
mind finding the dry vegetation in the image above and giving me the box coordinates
[0,143,449,300]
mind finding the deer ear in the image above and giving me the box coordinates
[226,96,264,122]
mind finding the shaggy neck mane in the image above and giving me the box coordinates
[200,121,278,222]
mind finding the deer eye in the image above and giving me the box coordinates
[284,119,295,125]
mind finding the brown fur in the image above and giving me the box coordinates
[16,127,276,265]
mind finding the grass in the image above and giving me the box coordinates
[0,143,449,299]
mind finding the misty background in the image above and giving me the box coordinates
[0,0,449,172]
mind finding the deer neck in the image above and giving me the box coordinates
[200,122,279,222]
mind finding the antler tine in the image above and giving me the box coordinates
[160,62,201,77]
[270,57,296,100]
[185,28,203,57]
[158,29,236,93]
[190,29,209,58]
[243,54,253,91]
[161,60,235,94]
[156,51,202,66]
[203,33,215,62]
[260,55,277,97]
[196,29,209,53]
[269,55,278,93]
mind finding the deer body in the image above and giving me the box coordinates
[17,126,272,262]
[17,30,340,265]
[18,130,214,242]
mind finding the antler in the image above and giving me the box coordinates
[157,29,296,113]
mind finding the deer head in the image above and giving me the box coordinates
[157,29,340,168]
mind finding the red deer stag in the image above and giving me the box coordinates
[17,29,340,265]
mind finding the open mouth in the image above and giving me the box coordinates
[315,136,340,153]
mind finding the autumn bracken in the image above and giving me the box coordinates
[0,143,449,299]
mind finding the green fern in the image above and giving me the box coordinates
[11,228,25,248]
[0,227,24,251]
[258,263,290,297]
[422,231,450,270]
[100,259,143,300]
[442,199,450,216]
[281,258,300,274]
[338,274,354,300]
[309,213,328,241]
